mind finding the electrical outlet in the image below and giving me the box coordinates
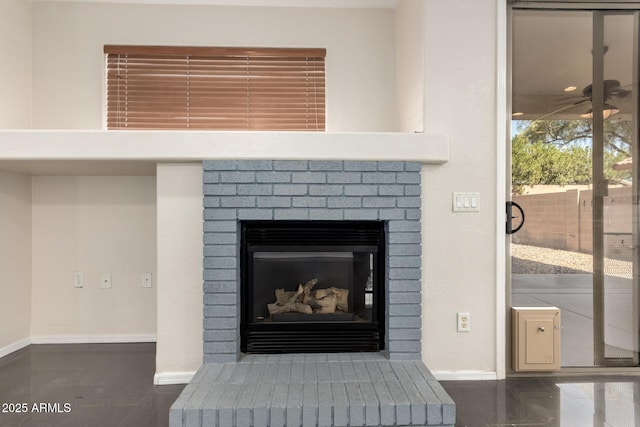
[142,272,152,288]
[457,312,471,332]
[73,271,83,288]
[101,273,112,289]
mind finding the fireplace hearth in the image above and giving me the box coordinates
[241,221,385,353]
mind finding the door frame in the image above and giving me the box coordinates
[505,2,640,374]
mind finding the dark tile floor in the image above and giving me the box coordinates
[0,343,184,427]
[2,344,640,427]
[441,376,640,427]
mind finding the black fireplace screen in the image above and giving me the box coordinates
[241,221,385,353]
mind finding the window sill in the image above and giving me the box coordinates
[0,130,448,175]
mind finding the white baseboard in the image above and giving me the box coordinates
[0,337,31,359]
[432,370,498,381]
[30,334,157,344]
[154,371,196,385]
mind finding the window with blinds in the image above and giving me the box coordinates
[104,45,326,131]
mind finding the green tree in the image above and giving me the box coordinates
[512,118,632,194]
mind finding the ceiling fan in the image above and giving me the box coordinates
[534,79,631,122]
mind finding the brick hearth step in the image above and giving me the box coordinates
[169,353,455,427]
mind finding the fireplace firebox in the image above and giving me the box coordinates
[241,221,385,353]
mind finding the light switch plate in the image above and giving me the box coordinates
[453,192,480,212]
[101,273,112,289]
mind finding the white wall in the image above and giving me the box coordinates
[395,0,424,133]
[421,0,500,378]
[0,0,31,128]
[156,163,203,384]
[31,1,396,132]
[0,173,32,356]
[31,176,157,341]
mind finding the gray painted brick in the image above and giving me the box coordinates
[203,256,237,269]
[204,316,237,330]
[397,172,421,184]
[218,384,242,427]
[237,184,273,196]
[388,244,421,256]
[389,232,422,244]
[387,380,411,425]
[236,384,257,427]
[389,316,421,329]
[358,382,380,426]
[387,280,421,293]
[389,292,421,304]
[309,160,344,171]
[397,196,421,208]
[274,208,310,220]
[388,340,422,353]
[204,220,237,233]
[203,281,237,293]
[345,383,365,426]
[377,161,404,171]
[362,172,397,184]
[389,220,421,232]
[389,256,421,268]
[204,232,237,245]
[220,196,256,208]
[363,197,396,208]
[238,209,273,220]
[389,304,421,316]
[203,293,237,305]
[204,208,237,220]
[273,184,307,195]
[389,268,421,280]
[405,184,421,196]
[309,184,343,196]
[331,383,349,426]
[327,172,361,184]
[204,269,236,281]
[286,383,303,427]
[372,382,395,426]
[204,183,237,195]
[237,160,273,170]
[257,196,291,208]
[379,184,404,196]
[253,384,273,427]
[203,330,237,342]
[379,209,406,220]
[404,162,422,172]
[344,209,378,220]
[302,383,318,427]
[309,208,343,220]
[292,172,327,183]
[389,328,422,340]
[317,382,333,427]
[344,161,377,171]
[204,160,238,170]
[203,354,237,363]
[406,208,422,220]
[204,341,237,354]
[274,160,308,171]
[204,305,237,318]
[203,197,220,208]
[292,197,326,208]
[327,196,361,209]
[220,171,256,183]
[203,171,220,183]
[344,185,377,196]
[256,171,291,183]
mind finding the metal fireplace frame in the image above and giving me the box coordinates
[240,220,386,353]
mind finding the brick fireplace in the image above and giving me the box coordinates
[169,159,457,427]
[203,160,423,362]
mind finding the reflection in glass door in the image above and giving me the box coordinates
[510,9,639,367]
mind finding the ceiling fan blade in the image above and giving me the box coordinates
[532,99,590,122]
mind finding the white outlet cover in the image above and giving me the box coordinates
[101,273,112,289]
[142,272,152,288]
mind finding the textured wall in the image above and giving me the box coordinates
[203,160,423,362]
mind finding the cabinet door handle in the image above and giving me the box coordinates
[538,327,545,332]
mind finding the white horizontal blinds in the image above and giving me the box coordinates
[104,46,326,131]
